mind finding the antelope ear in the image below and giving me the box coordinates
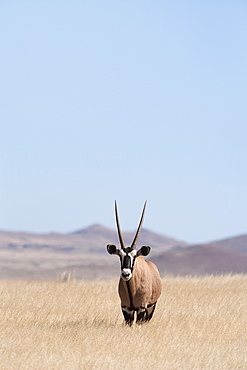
[107,244,119,255]
[137,246,151,256]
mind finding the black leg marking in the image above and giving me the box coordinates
[122,307,135,326]
[146,302,157,321]
[136,307,146,324]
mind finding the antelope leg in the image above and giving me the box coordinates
[136,307,146,324]
[122,306,135,326]
[146,302,156,321]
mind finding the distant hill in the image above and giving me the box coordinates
[0,224,187,254]
[0,226,246,280]
[209,234,247,255]
[0,225,187,280]
[152,243,247,277]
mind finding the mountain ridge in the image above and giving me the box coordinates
[0,224,188,254]
[152,243,247,276]
[0,225,246,279]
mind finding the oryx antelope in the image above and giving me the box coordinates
[107,201,162,325]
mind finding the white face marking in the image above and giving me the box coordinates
[119,249,137,281]
[121,268,132,281]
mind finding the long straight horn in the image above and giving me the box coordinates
[115,201,125,249]
[130,201,147,250]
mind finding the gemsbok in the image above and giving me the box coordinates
[107,201,162,325]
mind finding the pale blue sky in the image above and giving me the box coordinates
[1,1,247,243]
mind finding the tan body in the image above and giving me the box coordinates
[118,256,162,310]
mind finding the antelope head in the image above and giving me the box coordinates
[107,201,151,281]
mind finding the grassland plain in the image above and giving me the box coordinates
[0,275,246,369]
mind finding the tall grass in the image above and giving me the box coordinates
[0,275,246,369]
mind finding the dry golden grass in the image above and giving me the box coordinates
[0,275,246,369]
